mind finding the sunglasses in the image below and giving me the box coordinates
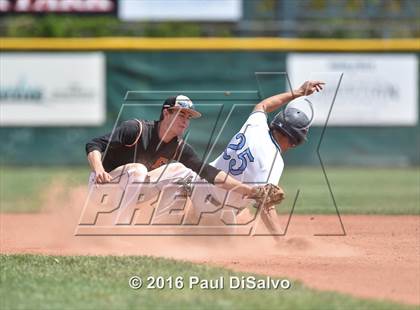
[176,100,194,109]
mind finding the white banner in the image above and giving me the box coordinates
[286,54,418,126]
[0,52,105,126]
[119,0,242,21]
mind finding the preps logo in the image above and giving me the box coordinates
[75,91,287,236]
[75,163,277,237]
[76,80,346,236]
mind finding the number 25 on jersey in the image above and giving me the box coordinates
[222,133,254,176]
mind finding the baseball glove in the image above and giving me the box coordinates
[248,184,285,213]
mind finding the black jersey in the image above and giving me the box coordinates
[85,119,220,184]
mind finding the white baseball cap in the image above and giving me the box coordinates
[162,95,202,119]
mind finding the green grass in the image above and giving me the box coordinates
[0,166,419,214]
[280,167,420,215]
[0,166,88,213]
[0,254,415,310]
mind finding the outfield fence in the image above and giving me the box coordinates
[0,38,419,166]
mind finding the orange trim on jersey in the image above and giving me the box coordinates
[124,119,143,147]
[150,157,169,170]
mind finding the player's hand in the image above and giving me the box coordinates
[248,184,285,213]
[95,169,112,184]
[294,80,325,97]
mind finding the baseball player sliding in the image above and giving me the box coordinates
[187,80,324,235]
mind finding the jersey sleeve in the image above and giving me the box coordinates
[178,143,220,184]
[85,120,141,155]
[240,111,269,132]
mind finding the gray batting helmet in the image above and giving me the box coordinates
[270,108,310,146]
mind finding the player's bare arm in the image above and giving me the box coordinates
[213,170,253,196]
[213,170,285,200]
[254,80,325,113]
[87,150,111,184]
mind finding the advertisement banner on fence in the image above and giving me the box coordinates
[0,52,105,126]
[286,53,418,126]
[119,0,242,21]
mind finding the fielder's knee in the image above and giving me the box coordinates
[125,163,148,182]
[165,163,194,178]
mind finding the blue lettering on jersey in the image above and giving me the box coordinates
[222,133,254,175]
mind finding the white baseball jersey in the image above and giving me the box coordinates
[191,111,284,211]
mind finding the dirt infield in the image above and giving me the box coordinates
[1,187,419,305]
